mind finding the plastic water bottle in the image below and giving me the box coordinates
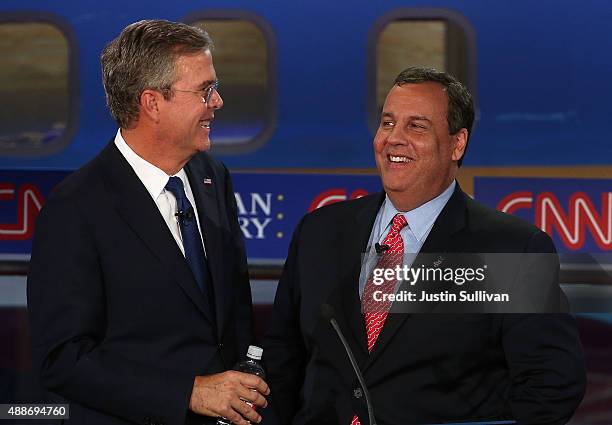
[216,345,266,425]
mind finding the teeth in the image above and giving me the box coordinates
[200,122,210,129]
[389,155,410,163]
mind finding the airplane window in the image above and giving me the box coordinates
[0,22,71,154]
[377,21,446,108]
[190,19,273,153]
[371,17,472,131]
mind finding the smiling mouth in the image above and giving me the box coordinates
[388,154,413,163]
[200,120,211,129]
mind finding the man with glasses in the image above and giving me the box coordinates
[28,19,267,425]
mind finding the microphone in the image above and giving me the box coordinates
[374,243,389,254]
[175,207,195,221]
[320,304,377,425]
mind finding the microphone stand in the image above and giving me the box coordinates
[321,304,377,425]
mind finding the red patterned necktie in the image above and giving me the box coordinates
[351,213,407,425]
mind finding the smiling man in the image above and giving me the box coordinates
[263,67,585,425]
[373,81,467,212]
[27,20,268,425]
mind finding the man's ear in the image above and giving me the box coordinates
[451,128,468,162]
[140,89,162,123]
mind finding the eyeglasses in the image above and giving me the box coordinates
[172,80,220,104]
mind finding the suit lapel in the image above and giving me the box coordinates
[185,158,228,340]
[335,194,385,361]
[418,185,466,255]
[100,143,213,321]
[363,185,468,370]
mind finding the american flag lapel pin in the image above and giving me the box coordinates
[203,178,213,185]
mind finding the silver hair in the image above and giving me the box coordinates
[101,19,213,128]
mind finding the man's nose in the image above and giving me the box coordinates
[386,126,407,145]
[208,89,223,110]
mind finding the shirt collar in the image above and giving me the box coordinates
[113,129,188,199]
[381,180,456,242]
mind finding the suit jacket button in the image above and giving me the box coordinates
[353,388,363,399]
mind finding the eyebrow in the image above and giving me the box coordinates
[381,112,432,123]
[197,79,217,89]
[408,115,432,123]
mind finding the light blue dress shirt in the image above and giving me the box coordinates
[358,181,456,297]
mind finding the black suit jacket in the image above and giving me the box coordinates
[263,185,586,425]
[27,142,252,425]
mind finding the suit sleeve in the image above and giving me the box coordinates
[502,230,586,425]
[27,192,195,425]
[261,218,307,425]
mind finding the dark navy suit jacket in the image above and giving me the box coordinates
[263,185,586,425]
[28,142,252,425]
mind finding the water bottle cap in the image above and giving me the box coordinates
[247,345,263,360]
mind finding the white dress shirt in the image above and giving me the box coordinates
[113,129,207,257]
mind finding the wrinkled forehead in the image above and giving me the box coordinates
[383,82,449,119]
[172,49,216,84]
